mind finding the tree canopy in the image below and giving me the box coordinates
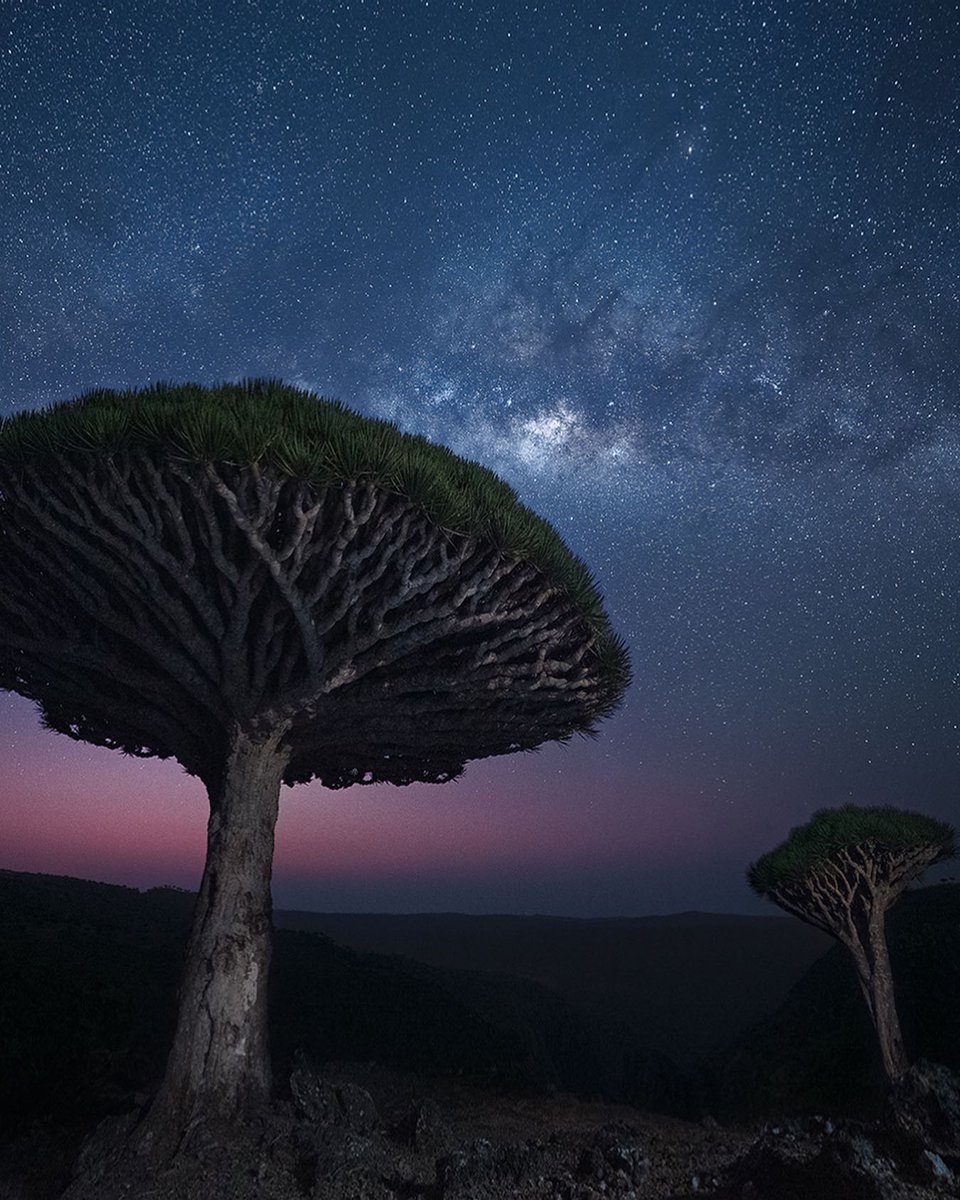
[748,804,955,898]
[747,803,956,1081]
[0,380,633,1143]
[0,379,625,665]
[0,380,630,790]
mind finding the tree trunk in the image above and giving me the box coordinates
[141,725,290,1148]
[849,910,910,1083]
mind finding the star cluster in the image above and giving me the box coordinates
[1,0,958,913]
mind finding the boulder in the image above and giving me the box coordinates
[718,1116,955,1200]
[576,1122,647,1191]
[889,1060,960,1159]
[393,1097,453,1154]
[289,1053,381,1134]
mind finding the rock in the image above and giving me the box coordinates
[62,1108,341,1200]
[922,1149,952,1181]
[290,1055,342,1124]
[289,1053,381,1134]
[576,1124,647,1190]
[717,1115,954,1200]
[67,1109,141,1183]
[336,1082,381,1134]
[436,1137,560,1199]
[393,1097,453,1153]
[889,1059,960,1159]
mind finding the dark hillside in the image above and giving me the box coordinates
[0,868,687,1145]
[4,866,956,1149]
[0,871,189,1125]
[275,909,833,1068]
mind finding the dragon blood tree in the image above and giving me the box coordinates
[0,380,629,1138]
[748,804,955,1082]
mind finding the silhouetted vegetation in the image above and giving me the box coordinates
[0,381,629,1141]
[747,805,955,1081]
[705,882,960,1119]
[0,380,630,655]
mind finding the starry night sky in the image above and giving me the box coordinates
[1,0,959,915]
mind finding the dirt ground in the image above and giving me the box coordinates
[3,1062,955,1200]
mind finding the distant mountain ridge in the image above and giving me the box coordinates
[274,906,833,1068]
[0,867,690,1135]
[2,868,958,1134]
[4,869,959,1200]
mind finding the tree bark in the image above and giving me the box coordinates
[141,725,290,1148]
[859,908,910,1082]
[844,907,910,1083]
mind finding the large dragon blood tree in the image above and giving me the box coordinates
[748,804,955,1082]
[0,380,630,1137]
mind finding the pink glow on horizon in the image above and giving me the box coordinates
[2,759,714,890]
[0,732,207,884]
[275,762,706,879]
[1,693,735,909]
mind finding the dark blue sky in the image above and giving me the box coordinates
[1,0,958,914]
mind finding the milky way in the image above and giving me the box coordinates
[1,1,958,914]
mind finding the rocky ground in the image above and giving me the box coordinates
[2,1059,959,1200]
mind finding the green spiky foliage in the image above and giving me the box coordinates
[0,379,629,696]
[748,805,956,897]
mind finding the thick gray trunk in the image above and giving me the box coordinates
[865,910,910,1082]
[848,911,910,1083]
[143,726,289,1144]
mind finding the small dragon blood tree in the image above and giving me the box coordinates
[0,380,629,1144]
[748,804,955,1082]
